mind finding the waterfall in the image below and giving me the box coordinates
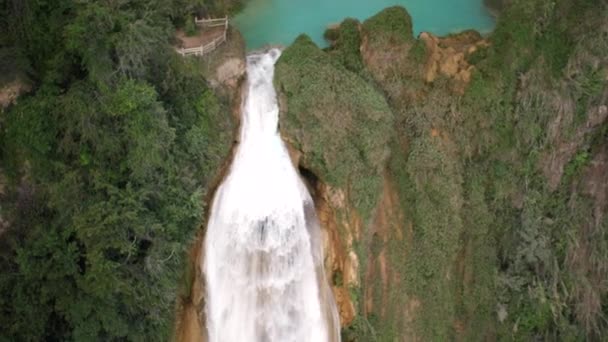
[203,49,341,342]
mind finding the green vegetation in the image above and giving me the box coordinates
[279,1,607,341]
[1,0,606,341]
[360,6,425,104]
[185,17,198,36]
[360,6,413,46]
[0,0,234,340]
[324,18,365,74]
[275,35,393,220]
[457,1,607,337]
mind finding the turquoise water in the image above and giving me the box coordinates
[233,0,495,49]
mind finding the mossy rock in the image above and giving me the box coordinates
[275,35,394,218]
[361,6,414,46]
[358,6,425,102]
[324,18,365,73]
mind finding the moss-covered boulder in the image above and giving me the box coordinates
[275,35,393,218]
[324,18,365,74]
[360,6,426,102]
[361,6,414,45]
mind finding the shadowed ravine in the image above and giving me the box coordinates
[202,49,341,342]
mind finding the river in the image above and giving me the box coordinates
[233,0,495,49]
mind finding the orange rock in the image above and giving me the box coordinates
[419,31,487,93]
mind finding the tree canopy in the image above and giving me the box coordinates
[0,0,233,340]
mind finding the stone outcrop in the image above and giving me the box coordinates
[316,183,360,326]
[299,155,414,333]
[214,57,245,89]
[419,31,488,94]
[275,34,396,332]
[200,27,247,101]
[284,7,497,340]
[275,35,393,218]
[281,3,608,341]
[181,3,607,340]
[359,7,423,102]
[358,7,486,97]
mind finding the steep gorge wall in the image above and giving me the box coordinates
[276,2,607,340]
[275,8,495,340]
[177,2,606,340]
[274,35,395,338]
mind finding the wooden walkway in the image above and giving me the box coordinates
[176,17,229,57]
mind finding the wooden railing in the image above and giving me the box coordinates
[195,16,228,28]
[177,17,229,57]
[177,31,227,56]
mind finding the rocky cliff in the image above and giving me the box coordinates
[176,1,606,340]
[275,1,607,340]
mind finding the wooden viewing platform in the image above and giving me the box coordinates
[176,16,229,57]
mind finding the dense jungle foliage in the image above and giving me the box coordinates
[0,0,236,340]
[276,0,607,340]
[1,0,606,341]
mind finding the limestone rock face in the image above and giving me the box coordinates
[358,7,486,99]
[275,35,393,218]
[215,57,246,90]
[200,28,247,100]
[275,34,396,330]
[419,31,488,94]
[316,183,360,326]
[277,3,608,341]
[274,7,499,340]
[303,168,411,331]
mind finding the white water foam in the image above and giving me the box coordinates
[203,49,340,342]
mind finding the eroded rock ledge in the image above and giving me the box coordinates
[275,6,493,341]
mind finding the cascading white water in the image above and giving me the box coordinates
[203,49,340,342]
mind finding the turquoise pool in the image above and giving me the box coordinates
[232,0,495,49]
